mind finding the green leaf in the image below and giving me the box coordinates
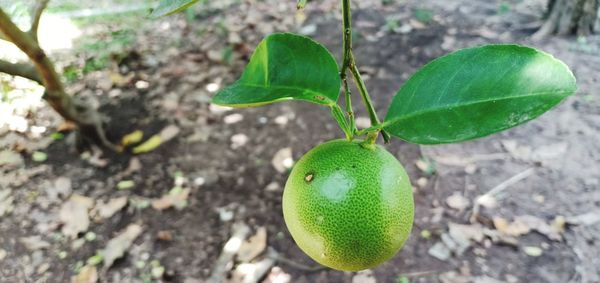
[384,44,576,144]
[297,0,308,9]
[212,33,341,107]
[32,151,48,162]
[150,0,200,18]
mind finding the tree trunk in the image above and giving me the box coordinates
[533,0,599,40]
[0,7,117,151]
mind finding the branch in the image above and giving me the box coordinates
[340,0,356,135]
[0,7,118,151]
[0,7,64,94]
[340,0,391,144]
[29,0,50,42]
[341,0,352,77]
[0,59,42,84]
[0,7,75,123]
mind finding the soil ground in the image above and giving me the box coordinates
[1,0,599,282]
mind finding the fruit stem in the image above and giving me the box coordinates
[341,0,390,144]
[363,130,380,147]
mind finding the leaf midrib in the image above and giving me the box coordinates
[232,82,336,105]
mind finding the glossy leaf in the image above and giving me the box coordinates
[150,0,199,18]
[212,33,341,107]
[384,44,576,144]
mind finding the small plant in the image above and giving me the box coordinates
[155,0,576,271]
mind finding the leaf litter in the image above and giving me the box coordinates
[60,195,95,238]
[101,224,143,268]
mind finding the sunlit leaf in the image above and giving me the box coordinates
[297,0,308,9]
[384,45,576,144]
[150,0,200,18]
[212,33,341,107]
[121,130,144,147]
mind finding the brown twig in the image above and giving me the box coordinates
[266,248,326,272]
[207,223,251,283]
[470,168,535,223]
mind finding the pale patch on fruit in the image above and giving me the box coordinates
[304,173,314,182]
[316,215,324,224]
[317,171,354,203]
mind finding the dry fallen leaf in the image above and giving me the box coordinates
[494,215,563,241]
[271,148,293,173]
[231,257,276,283]
[352,269,376,283]
[20,236,51,251]
[493,217,530,237]
[157,230,173,241]
[446,193,470,211]
[448,223,485,243]
[517,215,563,241]
[71,265,98,283]
[208,223,251,283]
[0,150,23,169]
[152,187,191,211]
[121,157,142,177]
[231,133,249,149]
[439,270,471,283]
[121,130,144,147]
[238,227,267,262]
[101,224,143,268]
[49,177,72,201]
[92,197,128,220]
[0,189,14,217]
[159,125,180,141]
[428,241,452,261]
[60,195,94,238]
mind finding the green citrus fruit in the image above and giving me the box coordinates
[282,139,414,271]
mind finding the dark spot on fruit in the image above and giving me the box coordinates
[315,95,325,101]
[305,172,314,183]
